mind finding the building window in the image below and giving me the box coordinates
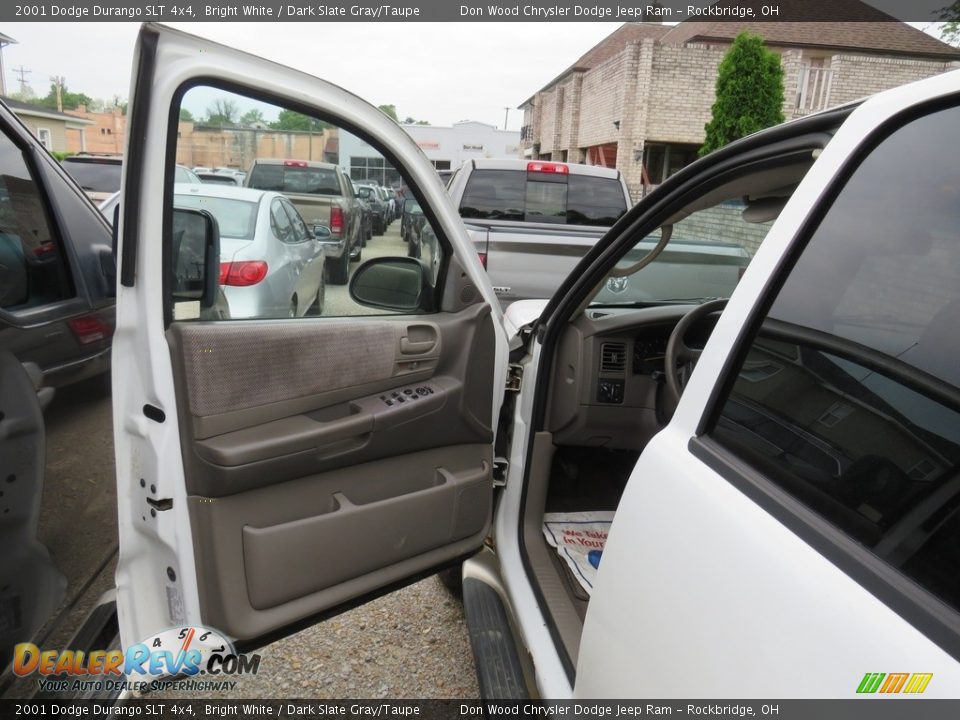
[431,160,451,171]
[350,155,399,186]
[36,128,53,150]
[642,143,699,185]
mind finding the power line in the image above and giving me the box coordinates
[12,64,30,93]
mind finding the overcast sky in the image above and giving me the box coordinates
[0,23,636,129]
[1,20,947,129]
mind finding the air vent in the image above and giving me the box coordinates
[600,342,627,374]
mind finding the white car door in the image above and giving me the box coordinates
[574,71,960,696]
[113,23,507,650]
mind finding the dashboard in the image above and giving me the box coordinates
[547,305,719,450]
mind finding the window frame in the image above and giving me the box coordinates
[160,77,454,325]
[692,94,960,663]
[0,117,78,324]
[36,127,53,150]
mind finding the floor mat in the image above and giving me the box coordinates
[542,511,615,596]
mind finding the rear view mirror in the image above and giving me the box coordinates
[313,225,332,241]
[171,207,220,310]
[349,257,426,312]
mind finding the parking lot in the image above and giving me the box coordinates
[32,220,479,699]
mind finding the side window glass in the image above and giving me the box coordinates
[0,130,72,310]
[710,105,960,614]
[270,199,293,243]
[169,85,444,319]
[282,201,310,243]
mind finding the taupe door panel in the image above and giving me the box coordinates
[166,304,497,640]
[188,443,492,639]
[188,374,487,497]
[167,303,496,497]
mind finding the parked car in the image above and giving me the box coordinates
[174,184,327,318]
[59,154,123,204]
[0,101,115,389]
[13,25,957,703]
[197,171,243,186]
[62,155,201,204]
[447,159,638,307]
[354,183,388,236]
[245,158,362,284]
[350,181,375,245]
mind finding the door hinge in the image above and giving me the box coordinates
[493,457,509,487]
[505,363,523,392]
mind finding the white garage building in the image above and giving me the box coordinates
[339,120,521,187]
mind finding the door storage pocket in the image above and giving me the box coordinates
[242,461,489,610]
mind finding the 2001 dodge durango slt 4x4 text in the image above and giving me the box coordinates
[7,23,960,700]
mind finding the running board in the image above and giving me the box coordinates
[463,578,530,700]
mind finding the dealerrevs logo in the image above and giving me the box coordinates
[856,672,933,694]
[13,625,260,678]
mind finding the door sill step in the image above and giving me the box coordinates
[463,578,530,700]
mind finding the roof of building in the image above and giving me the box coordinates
[2,97,95,125]
[521,1,959,105]
[659,0,960,60]
[520,23,671,106]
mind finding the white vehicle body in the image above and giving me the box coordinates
[113,24,960,700]
[174,184,326,319]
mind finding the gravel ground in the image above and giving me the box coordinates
[154,576,479,699]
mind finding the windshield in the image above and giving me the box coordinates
[248,164,341,195]
[459,169,627,226]
[174,195,259,240]
[62,159,122,193]
[590,198,768,306]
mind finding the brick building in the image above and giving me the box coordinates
[519,0,960,199]
[65,105,127,154]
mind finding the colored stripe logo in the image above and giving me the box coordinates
[857,672,932,694]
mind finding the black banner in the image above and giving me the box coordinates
[1,0,956,23]
[2,700,960,720]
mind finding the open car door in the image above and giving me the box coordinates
[112,24,507,649]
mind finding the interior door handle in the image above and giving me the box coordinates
[400,337,435,355]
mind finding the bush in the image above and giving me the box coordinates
[51,151,74,162]
[700,33,785,156]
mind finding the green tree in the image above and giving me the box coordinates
[205,98,239,126]
[269,109,329,131]
[402,116,431,125]
[38,82,93,111]
[700,33,785,156]
[940,2,960,46]
[179,108,195,122]
[378,104,399,122]
[240,108,266,126]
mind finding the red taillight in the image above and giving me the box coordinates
[330,206,344,237]
[33,241,57,257]
[68,315,112,345]
[283,160,307,167]
[220,260,268,286]
[478,252,487,269]
[527,162,568,175]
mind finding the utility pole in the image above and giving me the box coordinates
[50,75,65,112]
[12,65,30,94]
[503,107,510,130]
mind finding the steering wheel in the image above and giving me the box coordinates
[664,299,728,404]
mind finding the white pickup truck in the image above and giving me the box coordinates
[15,24,957,703]
[448,159,751,308]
